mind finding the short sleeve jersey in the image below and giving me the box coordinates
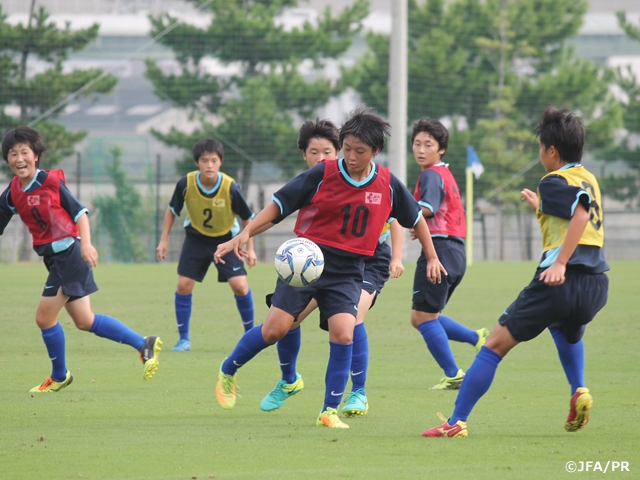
[169,171,254,242]
[272,158,421,257]
[0,170,88,256]
[414,163,465,240]
[536,164,608,273]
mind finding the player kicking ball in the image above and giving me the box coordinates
[0,126,161,392]
[214,107,447,428]
[422,107,608,437]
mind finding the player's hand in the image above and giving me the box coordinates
[426,258,447,284]
[214,238,236,264]
[156,240,168,261]
[409,228,417,240]
[389,259,405,278]
[81,243,99,268]
[539,262,566,286]
[245,249,258,268]
[521,188,538,211]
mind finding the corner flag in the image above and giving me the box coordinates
[467,146,484,179]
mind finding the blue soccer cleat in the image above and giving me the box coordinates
[341,389,369,417]
[172,339,191,351]
[260,373,304,411]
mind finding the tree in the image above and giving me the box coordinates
[144,0,369,186]
[0,1,117,259]
[345,0,621,258]
[599,12,640,208]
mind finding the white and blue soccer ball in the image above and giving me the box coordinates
[274,238,324,287]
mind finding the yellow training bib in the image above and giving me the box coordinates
[185,171,236,237]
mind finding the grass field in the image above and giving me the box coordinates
[1,261,639,479]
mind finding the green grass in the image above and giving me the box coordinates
[1,261,639,479]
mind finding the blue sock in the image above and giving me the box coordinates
[277,326,301,384]
[418,320,459,377]
[350,323,369,393]
[439,315,478,345]
[90,314,144,350]
[41,323,67,382]
[323,341,353,410]
[175,292,192,341]
[222,325,270,376]
[450,346,502,424]
[549,326,585,394]
[234,289,254,332]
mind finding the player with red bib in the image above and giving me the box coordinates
[0,126,161,393]
[213,107,447,428]
[410,118,490,391]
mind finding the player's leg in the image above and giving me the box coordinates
[341,290,374,417]
[174,234,210,351]
[412,250,463,389]
[65,295,161,381]
[218,250,253,332]
[173,275,195,351]
[31,288,73,392]
[260,298,315,412]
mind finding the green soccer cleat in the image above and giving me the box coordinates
[475,328,491,353]
[216,361,238,410]
[422,413,468,438]
[565,387,593,432]
[316,407,349,429]
[139,336,162,380]
[430,369,465,390]
[30,370,73,393]
[171,339,191,351]
[341,389,369,417]
[260,373,304,411]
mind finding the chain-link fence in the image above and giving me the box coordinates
[2,0,640,263]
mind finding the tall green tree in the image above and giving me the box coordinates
[0,1,117,259]
[599,12,640,208]
[145,0,369,185]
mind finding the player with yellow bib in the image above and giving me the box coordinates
[156,138,256,352]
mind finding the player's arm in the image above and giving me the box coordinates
[156,207,176,261]
[539,202,590,286]
[76,213,98,268]
[214,202,281,264]
[388,219,404,278]
[521,188,538,211]
[412,216,447,283]
[0,187,15,236]
[240,217,257,267]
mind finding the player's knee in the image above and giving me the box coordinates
[229,279,249,296]
[176,278,195,295]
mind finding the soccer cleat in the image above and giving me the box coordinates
[171,339,191,352]
[139,336,162,380]
[475,328,491,352]
[260,373,304,412]
[341,389,369,417]
[565,387,593,432]
[316,407,349,429]
[429,369,465,390]
[30,370,73,393]
[422,412,468,438]
[216,362,238,410]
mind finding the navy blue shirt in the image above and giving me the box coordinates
[538,174,609,273]
[416,168,445,215]
[272,159,421,256]
[0,170,87,257]
[169,172,254,242]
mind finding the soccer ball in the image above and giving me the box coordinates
[274,238,324,287]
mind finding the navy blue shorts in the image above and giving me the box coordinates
[42,238,98,301]
[178,232,246,283]
[362,241,391,295]
[270,248,363,322]
[499,269,609,343]
[412,237,466,313]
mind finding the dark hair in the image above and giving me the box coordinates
[533,106,584,164]
[411,117,449,157]
[2,126,47,163]
[339,106,391,154]
[192,138,224,163]
[297,118,340,152]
